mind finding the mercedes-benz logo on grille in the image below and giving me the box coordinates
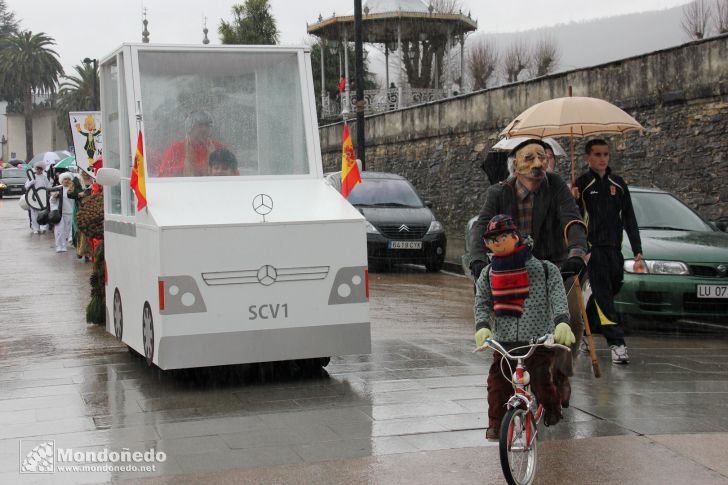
[718,264,728,276]
[398,224,410,232]
[257,265,278,286]
[252,194,273,216]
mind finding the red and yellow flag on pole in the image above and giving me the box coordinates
[130,130,147,211]
[341,121,361,198]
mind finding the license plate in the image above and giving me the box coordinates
[388,240,422,250]
[697,284,728,299]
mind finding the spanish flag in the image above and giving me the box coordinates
[341,121,361,198]
[130,130,147,211]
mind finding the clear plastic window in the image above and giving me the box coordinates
[138,50,310,178]
[118,55,135,216]
[102,59,122,214]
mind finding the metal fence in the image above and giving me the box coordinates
[322,88,448,118]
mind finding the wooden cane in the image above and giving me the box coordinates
[574,276,601,378]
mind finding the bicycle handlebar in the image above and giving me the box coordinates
[474,334,571,360]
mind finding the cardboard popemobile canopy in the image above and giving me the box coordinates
[97,43,370,369]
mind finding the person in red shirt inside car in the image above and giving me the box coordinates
[158,111,224,177]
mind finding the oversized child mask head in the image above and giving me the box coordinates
[483,214,521,255]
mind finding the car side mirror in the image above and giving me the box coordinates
[424,200,433,208]
[96,168,121,186]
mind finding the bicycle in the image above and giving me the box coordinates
[475,334,571,485]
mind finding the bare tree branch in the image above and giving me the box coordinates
[502,39,530,83]
[467,38,498,90]
[682,0,711,39]
[716,0,728,33]
[530,36,560,77]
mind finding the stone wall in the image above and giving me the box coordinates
[318,34,728,252]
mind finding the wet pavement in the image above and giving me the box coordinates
[1,196,728,484]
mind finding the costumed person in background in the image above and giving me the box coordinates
[25,161,52,234]
[474,214,575,440]
[158,110,224,177]
[68,167,94,261]
[545,145,557,172]
[50,172,75,252]
[75,114,102,171]
[76,159,106,323]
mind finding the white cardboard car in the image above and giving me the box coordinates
[98,44,370,369]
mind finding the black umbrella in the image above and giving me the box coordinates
[481,151,509,186]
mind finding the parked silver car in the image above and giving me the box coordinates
[0,168,27,198]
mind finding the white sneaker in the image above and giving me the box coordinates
[621,345,630,362]
[55,248,62,253]
[59,248,67,252]
[610,345,630,364]
[33,230,39,234]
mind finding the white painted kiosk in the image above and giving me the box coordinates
[98,44,370,369]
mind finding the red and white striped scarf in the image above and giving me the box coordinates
[490,244,531,317]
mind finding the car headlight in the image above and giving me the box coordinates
[624,259,689,275]
[0,183,6,190]
[427,221,444,234]
[365,221,380,234]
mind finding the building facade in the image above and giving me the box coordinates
[5,109,68,161]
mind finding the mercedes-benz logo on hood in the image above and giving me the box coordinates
[252,194,273,217]
[718,264,727,276]
[257,265,278,286]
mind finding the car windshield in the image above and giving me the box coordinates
[631,192,712,232]
[348,178,423,208]
[0,169,24,179]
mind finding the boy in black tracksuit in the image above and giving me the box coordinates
[574,139,644,364]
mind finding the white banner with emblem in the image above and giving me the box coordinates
[69,111,102,173]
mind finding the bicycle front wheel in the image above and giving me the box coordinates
[499,407,538,485]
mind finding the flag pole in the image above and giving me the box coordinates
[134,101,148,213]
[354,0,366,171]
[568,86,576,186]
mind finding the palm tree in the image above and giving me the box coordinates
[56,63,98,144]
[0,31,63,160]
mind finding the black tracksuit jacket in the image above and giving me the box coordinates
[575,167,642,255]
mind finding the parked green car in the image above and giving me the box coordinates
[614,187,728,323]
[462,186,728,323]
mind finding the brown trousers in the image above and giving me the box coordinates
[487,348,560,428]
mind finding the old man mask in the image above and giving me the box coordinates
[510,139,549,181]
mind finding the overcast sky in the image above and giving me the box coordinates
[8,0,691,74]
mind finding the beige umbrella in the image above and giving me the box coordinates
[499,96,644,183]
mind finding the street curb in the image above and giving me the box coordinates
[443,260,464,275]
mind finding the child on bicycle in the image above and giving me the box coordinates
[474,214,576,440]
